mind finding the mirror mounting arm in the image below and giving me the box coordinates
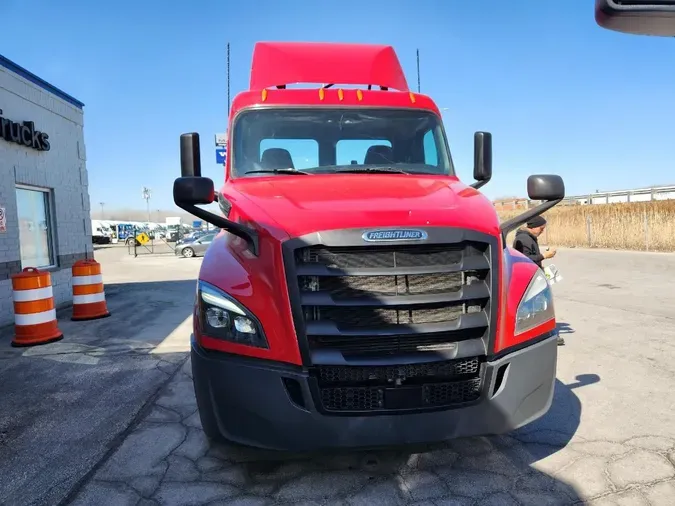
[499,198,563,246]
[470,180,489,190]
[174,200,260,256]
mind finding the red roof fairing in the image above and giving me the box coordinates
[249,42,410,92]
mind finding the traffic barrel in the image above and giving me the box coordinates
[71,259,111,321]
[11,267,64,347]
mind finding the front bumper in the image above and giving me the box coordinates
[191,333,558,452]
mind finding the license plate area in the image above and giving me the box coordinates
[384,386,424,409]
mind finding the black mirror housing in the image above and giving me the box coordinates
[173,177,216,206]
[180,133,202,177]
[500,174,566,245]
[174,132,259,255]
[471,131,492,190]
[595,0,675,36]
[527,174,565,201]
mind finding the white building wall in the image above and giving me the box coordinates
[0,58,91,327]
[563,187,675,206]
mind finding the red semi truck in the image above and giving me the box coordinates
[173,42,566,451]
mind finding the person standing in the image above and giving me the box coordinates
[513,216,556,268]
[512,216,564,345]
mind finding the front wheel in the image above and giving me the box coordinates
[182,247,195,258]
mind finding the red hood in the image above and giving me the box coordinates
[224,174,501,239]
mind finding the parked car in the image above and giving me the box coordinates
[176,229,210,246]
[175,232,217,258]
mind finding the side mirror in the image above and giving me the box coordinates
[527,174,565,201]
[595,0,675,36]
[173,177,216,205]
[499,173,566,244]
[471,131,492,190]
[180,133,202,177]
[174,132,260,255]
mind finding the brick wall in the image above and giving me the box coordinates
[0,63,91,327]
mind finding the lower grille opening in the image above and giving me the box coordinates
[319,378,483,412]
[492,364,509,398]
[311,357,485,413]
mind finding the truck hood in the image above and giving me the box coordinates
[226,174,501,239]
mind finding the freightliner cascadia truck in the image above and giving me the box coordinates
[173,42,566,451]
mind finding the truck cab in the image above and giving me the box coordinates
[174,42,566,451]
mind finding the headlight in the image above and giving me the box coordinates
[197,281,268,348]
[515,270,555,335]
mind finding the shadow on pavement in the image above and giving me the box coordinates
[210,374,600,504]
[0,279,196,506]
[557,321,575,335]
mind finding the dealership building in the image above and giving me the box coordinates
[0,54,92,327]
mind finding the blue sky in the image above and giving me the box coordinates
[3,0,675,211]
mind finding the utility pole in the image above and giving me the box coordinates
[142,187,152,223]
[99,202,105,220]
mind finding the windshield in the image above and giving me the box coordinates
[231,108,454,177]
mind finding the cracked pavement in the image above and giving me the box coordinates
[64,358,675,506]
[2,246,675,505]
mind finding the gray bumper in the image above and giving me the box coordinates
[191,334,558,451]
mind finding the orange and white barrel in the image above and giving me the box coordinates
[11,267,64,347]
[71,259,111,321]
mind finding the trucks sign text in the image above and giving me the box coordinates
[0,109,50,152]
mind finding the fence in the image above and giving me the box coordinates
[126,226,178,257]
[498,200,675,252]
[494,184,675,211]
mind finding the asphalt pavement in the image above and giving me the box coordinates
[1,245,674,505]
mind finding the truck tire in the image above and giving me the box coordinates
[182,247,195,258]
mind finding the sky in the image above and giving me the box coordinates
[3,0,675,212]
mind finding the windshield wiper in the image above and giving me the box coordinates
[334,167,410,175]
[244,169,311,175]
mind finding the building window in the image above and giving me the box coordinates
[16,185,56,269]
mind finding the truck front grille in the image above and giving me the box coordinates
[293,241,492,357]
[312,358,485,412]
[283,229,497,414]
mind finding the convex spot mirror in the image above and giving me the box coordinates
[173,177,216,206]
[527,174,565,201]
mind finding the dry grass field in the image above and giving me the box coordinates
[497,200,675,252]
